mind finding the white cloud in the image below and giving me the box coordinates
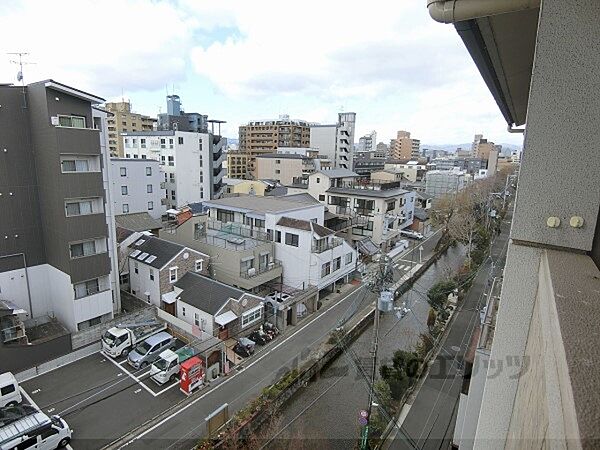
[0,0,199,96]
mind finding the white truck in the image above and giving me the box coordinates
[0,405,72,450]
[101,321,166,358]
[149,346,196,385]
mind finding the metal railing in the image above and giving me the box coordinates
[1,323,26,343]
[311,237,344,254]
[332,180,403,191]
[239,259,282,278]
[207,219,270,241]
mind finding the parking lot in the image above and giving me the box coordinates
[20,340,188,449]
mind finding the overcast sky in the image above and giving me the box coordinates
[0,0,524,146]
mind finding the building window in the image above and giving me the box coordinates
[126,154,131,158]
[58,115,86,128]
[169,267,178,283]
[168,156,175,166]
[275,169,280,174]
[122,204,129,213]
[333,256,341,271]
[182,306,186,317]
[120,167,127,177]
[147,184,153,193]
[216,209,234,223]
[345,252,353,265]
[133,154,138,159]
[319,194,325,201]
[61,159,89,173]
[74,278,100,299]
[316,177,320,184]
[275,159,281,164]
[160,138,166,149]
[241,307,262,328]
[149,269,154,281]
[169,173,175,182]
[121,186,128,195]
[321,262,331,277]
[148,201,154,210]
[195,260,203,272]
[178,137,184,145]
[255,219,265,229]
[65,200,93,217]
[285,233,299,247]
[171,190,176,201]
[240,257,254,274]
[70,240,97,258]
[134,261,138,274]
[275,230,281,243]
[140,138,146,148]
[169,138,174,148]
[194,312,200,327]
[146,167,152,176]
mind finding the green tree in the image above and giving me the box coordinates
[427,279,458,311]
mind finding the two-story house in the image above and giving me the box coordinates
[127,235,209,314]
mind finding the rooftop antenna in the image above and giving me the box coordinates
[8,52,35,108]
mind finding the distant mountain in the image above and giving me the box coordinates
[226,138,239,145]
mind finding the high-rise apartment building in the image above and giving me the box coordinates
[157,95,208,134]
[121,130,226,207]
[228,115,312,179]
[357,130,377,153]
[0,80,120,332]
[471,134,500,160]
[391,130,421,160]
[105,101,156,157]
[310,112,356,170]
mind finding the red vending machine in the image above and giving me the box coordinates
[180,356,205,396]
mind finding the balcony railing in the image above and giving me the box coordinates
[312,237,344,253]
[332,180,403,191]
[239,259,282,279]
[206,219,270,241]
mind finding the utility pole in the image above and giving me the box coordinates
[361,251,394,449]
[8,52,34,108]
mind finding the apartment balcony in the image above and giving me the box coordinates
[206,219,270,243]
[333,179,403,191]
[311,237,344,254]
[239,259,282,279]
[160,181,167,189]
[326,205,369,232]
[55,126,101,155]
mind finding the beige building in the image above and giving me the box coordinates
[391,130,420,160]
[256,153,329,185]
[105,101,156,157]
[223,178,270,196]
[231,116,311,179]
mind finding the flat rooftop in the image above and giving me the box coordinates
[203,194,321,214]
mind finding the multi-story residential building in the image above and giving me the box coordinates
[391,130,420,160]
[384,160,428,182]
[305,170,415,250]
[471,134,498,160]
[256,153,330,185]
[357,130,377,153]
[431,157,486,175]
[127,235,209,314]
[353,158,386,177]
[104,101,156,157]
[0,80,120,332]
[157,95,208,133]
[425,169,466,197]
[109,158,166,219]
[121,129,226,207]
[229,115,312,179]
[310,112,357,170]
[159,207,282,293]
[429,3,600,447]
[376,142,389,158]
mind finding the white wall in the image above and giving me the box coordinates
[128,259,161,307]
[176,300,215,336]
[310,126,337,162]
[109,159,166,219]
[264,204,325,231]
[0,264,52,320]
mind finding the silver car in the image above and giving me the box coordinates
[127,331,176,369]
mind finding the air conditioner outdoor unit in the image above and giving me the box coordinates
[247,267,257,276]
[51,116,60,126]
[268,262,274,269]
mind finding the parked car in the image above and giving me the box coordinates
[399,230,424,240]
[0,372,21,408]
[127,331,176,369]
[265,291,292,303]
[0,407,72,450]
[233,337,256,358]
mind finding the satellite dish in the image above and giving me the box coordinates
[242,298,248,307]
[183,252,189,259]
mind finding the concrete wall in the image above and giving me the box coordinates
[0,333,72,374]
[256,157,303,185]
[109,159,165,218]
[310,125,337,163]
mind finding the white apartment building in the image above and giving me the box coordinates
[310,112,356,170]
[305,169,416,250]
[121,130,226,208]
[425,169,466,197]
[109,158,166,219]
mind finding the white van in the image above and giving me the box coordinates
[0,407,71,450]
[0,372,22,408]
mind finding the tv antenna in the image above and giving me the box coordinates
[8,52,35,108]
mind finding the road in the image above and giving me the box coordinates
[386,210,512,450]
[264,230,464,449]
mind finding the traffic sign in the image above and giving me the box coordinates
[359,417,368,426]
[359,409,369,418]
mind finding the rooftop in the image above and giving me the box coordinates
[314,169,360,178]
[256,153,306,160]
[203,194,321,215]
[174,272,245,315]
[115,212,162,232]
[128,236,194,269]
[277,217,334,238]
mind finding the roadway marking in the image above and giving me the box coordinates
[120,286,365,446]
[104,356,157,397]
[134,389,142,394]
[155,381,181,396]
[47,408,55,413]
[31,388,41,394]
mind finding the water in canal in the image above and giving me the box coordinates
[265,244,467,450]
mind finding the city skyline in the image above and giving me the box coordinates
[1,0,523,146]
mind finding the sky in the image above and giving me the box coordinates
[0,0,524,147]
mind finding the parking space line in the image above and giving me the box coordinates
[154,381,180,396]
[104,356,157,397]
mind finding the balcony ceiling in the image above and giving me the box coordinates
[455,7,539,126]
